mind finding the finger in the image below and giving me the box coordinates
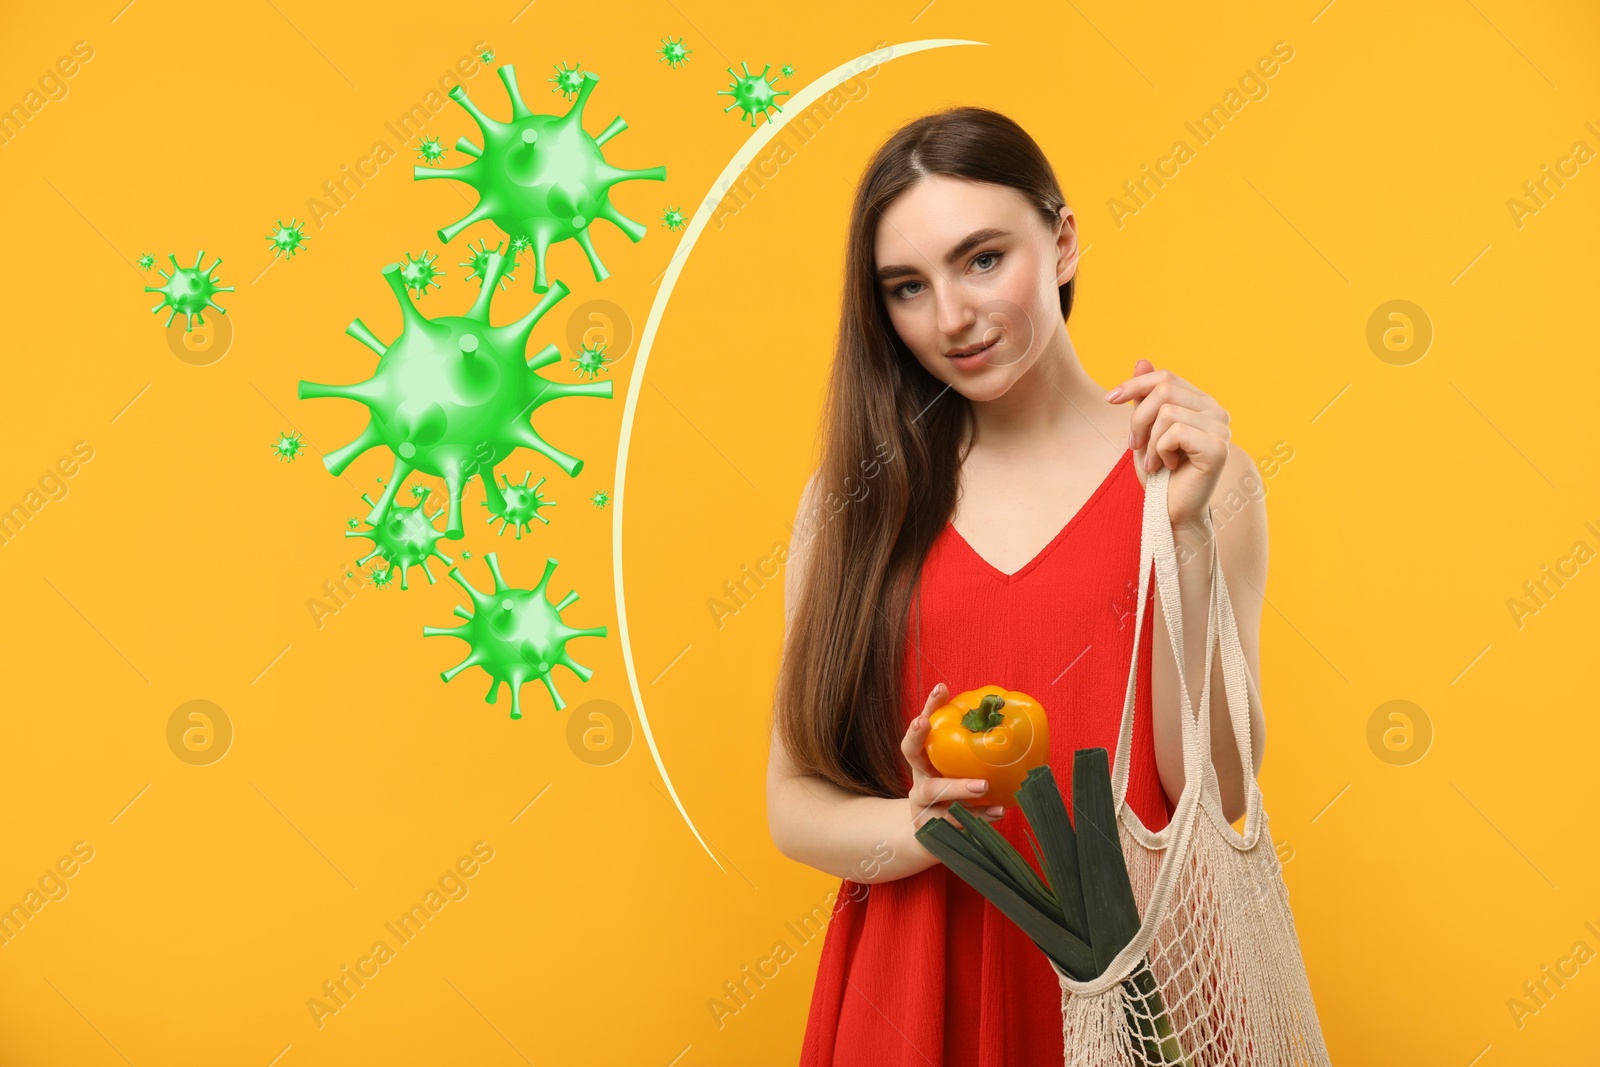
[1127,381,1209,451]
[1126,377,1203,435]
[1142,408,1228,471]
[900,683,949,778]
[1152,419,1227,473]
[1105,359,1161,403]
[910,776,991,811]
[1107,364,1208,410]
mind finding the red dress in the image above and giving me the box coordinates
[799,447,1175,1067]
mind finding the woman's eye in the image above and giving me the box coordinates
[973,250,1003,271]
[893,280,924,300]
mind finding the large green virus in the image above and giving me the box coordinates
[483,471,554,538]
[297,251,612,540]
[146,252,232,332]
[719,62,790,126]
[414,63,667,294]
[424,552,607,718]
[348,491,454,590]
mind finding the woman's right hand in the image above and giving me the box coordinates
[903,682,1005,838]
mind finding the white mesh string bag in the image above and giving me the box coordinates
[1050,465,1332,1066]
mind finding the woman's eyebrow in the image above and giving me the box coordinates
[875,228,1011,282]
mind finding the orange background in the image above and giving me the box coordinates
[1,1,1597,1064]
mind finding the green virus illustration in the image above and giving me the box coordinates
[369,565,394,589]
[657,36,692,69]
[346,517,361,529]
[399,250,444,297]
[549,60,585,99]
[271,430,304,462]
[461,550,473,560]
[266,218,310,259]
[719,62,790,127]
[417,135,447,164]
[146,252,232,332]
[509,234,532,254]
[414,63,667,294]
[410,483,431,500]
[298,252,612,541]
[425,552,607,718]
[138,252,155,271]
[570,341,613,379]
[347,491,455,591]
[483,471,554,538]
[591,489,610,508]
[660,205,686,231]
[461,238,516,290]
[480,48,496,63]
[781,64,795,78]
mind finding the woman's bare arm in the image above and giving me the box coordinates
[766,473,1002,883]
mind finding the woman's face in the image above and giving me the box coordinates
[873,175,1076,401]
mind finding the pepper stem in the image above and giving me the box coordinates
[960,693,1007,732]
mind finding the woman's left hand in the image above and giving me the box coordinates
[1105,359,1230,528]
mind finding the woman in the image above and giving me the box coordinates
[767,106,1269,1065]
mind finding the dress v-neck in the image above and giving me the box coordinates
[945,447,1131,583]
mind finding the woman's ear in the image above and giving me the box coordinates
[1054,205,1080,287]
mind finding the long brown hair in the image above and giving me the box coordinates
[775,106,1075,799]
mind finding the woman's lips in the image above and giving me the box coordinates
[946,337,998,369]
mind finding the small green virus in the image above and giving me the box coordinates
[461,238,516,290]
[509,234,532,254]
[660,206,687,231]
[146,252,232,332]
[271,430,304,462]
[266,218,310,259]
[299,252,612,539]
[480,49,495,63]
[414,63,667,293]
[719,62,791,126]
[591,489,610,508]
[570,342,613,379]
[425,552,607,717]
[484,472,555,538]
[657,36,692,69]
[138,253,155,271]
[549,61,585,99]
[461,550,473,560]
[417,135,447,164]
[399,250,444,297]
[348,491,455,591]
[781,64,795,78]
[369,566,393,589]
[346,517,360,530]
[411,483,431,500]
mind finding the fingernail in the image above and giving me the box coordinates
[1105,387,1121,402]
[987,806,1004,817]
[968,781,987,793]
